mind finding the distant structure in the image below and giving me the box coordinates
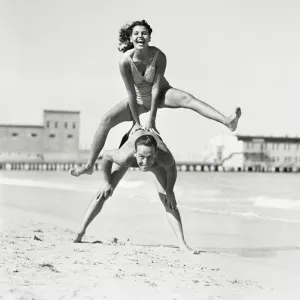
[201,134,300,172]
[1,115,300,173]
[237,135,300,171]
[0,110,81,162]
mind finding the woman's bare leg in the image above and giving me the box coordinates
[162,88,241,131]
[70,100,147,177]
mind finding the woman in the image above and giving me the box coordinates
[70,20,241,176]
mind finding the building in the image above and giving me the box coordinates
[43,110,80,161]
[202,134,300,172]
[237,135,300,171]
[0,125,44,161]
[0,110,81,162]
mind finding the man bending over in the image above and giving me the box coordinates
[74,129,198,254]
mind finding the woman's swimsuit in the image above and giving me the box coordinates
[126,49,169,108]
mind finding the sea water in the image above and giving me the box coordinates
[1,171,300,224]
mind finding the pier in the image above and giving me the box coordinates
[0,162,299,173]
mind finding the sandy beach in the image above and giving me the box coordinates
[1,172,300,299]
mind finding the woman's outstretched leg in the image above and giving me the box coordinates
[162,88,241,131]
[70,100,146,177]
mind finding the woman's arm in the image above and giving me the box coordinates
[146,51,167,130]
[119,56,141,127]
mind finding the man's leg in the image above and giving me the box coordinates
[74,164,128,242]
[150,167,199,254]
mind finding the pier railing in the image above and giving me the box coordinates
[0,161,299,173]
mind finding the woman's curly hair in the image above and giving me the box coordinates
[118,20,153,53]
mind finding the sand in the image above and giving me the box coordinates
[1,203,300,300]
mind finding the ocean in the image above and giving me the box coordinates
[1,170,300,252]
[1,171,300,222]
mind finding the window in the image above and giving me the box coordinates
[31,133,37,137]
[246,142,253,149]
[49,134,55,138]
[72,122,76,129]
[67,134,73,138]
[46,121,50,128]
[55,122,58,128]
[12,133,18,137]
[64,122,68,129]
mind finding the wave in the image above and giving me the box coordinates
[118,180,146,189]
[249,196,300,210]
[178,204,300,223]
[2,177,299,223]
[0,178,147,192]
[0,178,93,192]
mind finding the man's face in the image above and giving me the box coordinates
[134,145,157,172]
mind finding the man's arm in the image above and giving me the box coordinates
[161,158,177,211]
[165,159,177,193]
[100,149,128,199]
[101,149,128,183]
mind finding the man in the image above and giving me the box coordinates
[74,129,198,254]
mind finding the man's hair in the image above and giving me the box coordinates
[134,135,157,151]
[118,20,153,53]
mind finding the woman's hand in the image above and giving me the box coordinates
[130,123,143,135]
[145,119,160,135]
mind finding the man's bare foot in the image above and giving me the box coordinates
[179,243,201,255]
[73,231,85,243]
[69,164,94,177]
[227,107,242,132]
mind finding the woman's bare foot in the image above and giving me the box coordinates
[226,107,242,132]
[73,231,85,243]
[179,243,201,255]
[69,164,94,177]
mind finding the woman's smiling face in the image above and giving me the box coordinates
[130,25,151,50]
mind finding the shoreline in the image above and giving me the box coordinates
[1,204,300,299]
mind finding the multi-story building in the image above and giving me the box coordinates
[237,135,300,171]
[203,134,300,171]
[43,110,80,161]
[0,110,81,162]
[0,125,44,161]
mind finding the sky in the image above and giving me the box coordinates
[0,0,299,160]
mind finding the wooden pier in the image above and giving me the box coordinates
[0,162,299,173]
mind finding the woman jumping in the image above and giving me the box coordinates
[70,20,241,176]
